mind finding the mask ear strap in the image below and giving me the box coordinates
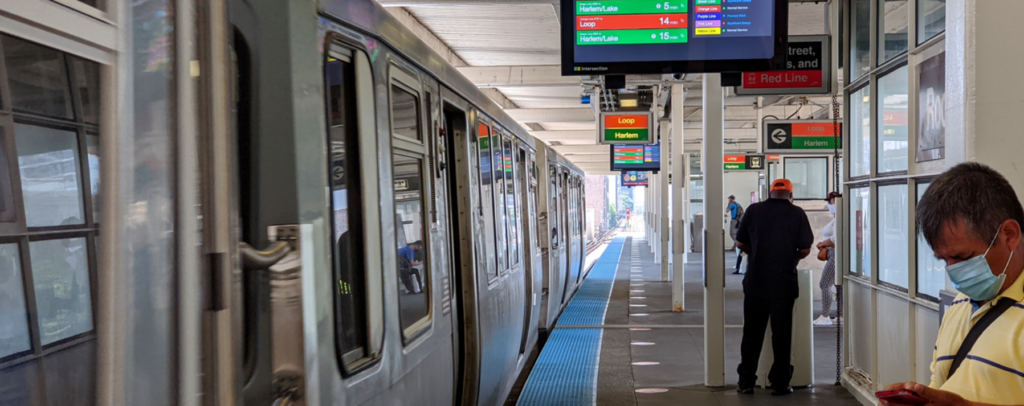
[984,227,1003,256]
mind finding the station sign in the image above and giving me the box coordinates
[724,155,765,171]
[735,35,830,95]
[764,120,842,154]
[599,111,653,145]
[621,171,649,187]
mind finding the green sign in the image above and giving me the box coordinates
[578,29,688,46]
[603,128,650,143]
[791,136,841,149]
[725,163,745,170]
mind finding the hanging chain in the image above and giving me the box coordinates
[831,91,843,385]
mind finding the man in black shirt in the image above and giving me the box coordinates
[734,178,814,396]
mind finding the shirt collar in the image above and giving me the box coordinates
[967,269,1024,316]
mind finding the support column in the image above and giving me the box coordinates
[660,121,671,280]
[703,73,726,388]
[671,84,686,311]
[654,173,661,258]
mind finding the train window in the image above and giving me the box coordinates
[492,132,508,273]
[392,152,431,340]
[548,164,558,249]
[504,138,519,266]
[326,50,372,369]
[390,85,421,141]
[0,34,101,401]
[477,122,497,280]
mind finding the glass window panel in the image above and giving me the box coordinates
[478,124,497,277]
[30,238,93,345]
[326,57,368,364]
[70,57,101,124]
[390,85,420,141]
[15,124,86,227]
[850,187,872,278]
[916,182,944,300]
[878,184,909,289]
[850,86,871,177]
[0,244,31,358]
[878,66,909,173]
[918,0,945,44]
[493,133,508,271]
[850,0,871,81]
[2,35,73,119]
[86,134,100,224]
[392,154,429,337]
[878,0,909,62]
[784,157,827,200]
[505,140,520,265]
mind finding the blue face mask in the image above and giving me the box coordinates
[946,229,1015,301]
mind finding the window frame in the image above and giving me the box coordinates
[475,117,499,282]
[877,0,910,65]
[875,62,911,176]
[875,180,910,293]
[388,63,433,344]
[323,42,385,375]
[782,156,828,201]
[912,177,942,302]
[915,0,945,45]
[0,34,101,369]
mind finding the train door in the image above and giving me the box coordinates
[384,62,455,403]
[515,145,533,358]
[440,92,477,404]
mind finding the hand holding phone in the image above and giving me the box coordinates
[876,389,929,405]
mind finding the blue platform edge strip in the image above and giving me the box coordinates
[517,236,625,406]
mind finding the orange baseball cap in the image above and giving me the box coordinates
[770,179,794,192]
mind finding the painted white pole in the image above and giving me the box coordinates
[672,84,686,311]
[661,120,671,279]
[703,73,726,387]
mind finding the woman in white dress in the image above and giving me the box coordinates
[814,192,843,326]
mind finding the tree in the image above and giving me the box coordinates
[608,202,618,226]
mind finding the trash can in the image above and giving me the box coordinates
[755,269,814,388]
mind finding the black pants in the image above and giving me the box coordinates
[737,296,795,389]
[734,248,743,271]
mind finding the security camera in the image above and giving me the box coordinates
[672,73,684,80]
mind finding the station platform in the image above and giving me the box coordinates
[516,233,862,406]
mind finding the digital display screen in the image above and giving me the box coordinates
[561,0,788,75]
[621,171,650,187]
[611,144,660,171]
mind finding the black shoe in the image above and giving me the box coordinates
[770,386,793,396]
[732,270,741,275]
[736,386,754,395]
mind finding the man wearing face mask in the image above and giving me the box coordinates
[734,178,814,396]
[880,163,1024,406]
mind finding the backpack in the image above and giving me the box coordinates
[734,203,744,221]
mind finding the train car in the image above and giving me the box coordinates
[0,0,593,405]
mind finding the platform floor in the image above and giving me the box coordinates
[517,233,862,406]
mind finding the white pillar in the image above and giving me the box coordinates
[654,173,661,259]
[672,84,687,311]
[703,73,726,387]
[661,121,671,280]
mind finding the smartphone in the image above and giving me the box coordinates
[875,389,929,405]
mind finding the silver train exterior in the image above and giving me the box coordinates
[227,0,590,405]
[0,1,590,405]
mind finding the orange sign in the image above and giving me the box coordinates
[724,155,745,163]
[603,114,649,129]
[790,122,839,137]
[767,154,781,160]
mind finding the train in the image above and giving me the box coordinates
[232,1,592,404]
[0,0,598,404]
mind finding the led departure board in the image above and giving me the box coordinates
[610,144,661,171]
[562,0,788,75]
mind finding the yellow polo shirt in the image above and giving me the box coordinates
[930,271,1024,405]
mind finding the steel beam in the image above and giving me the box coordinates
[671,84,686,312]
